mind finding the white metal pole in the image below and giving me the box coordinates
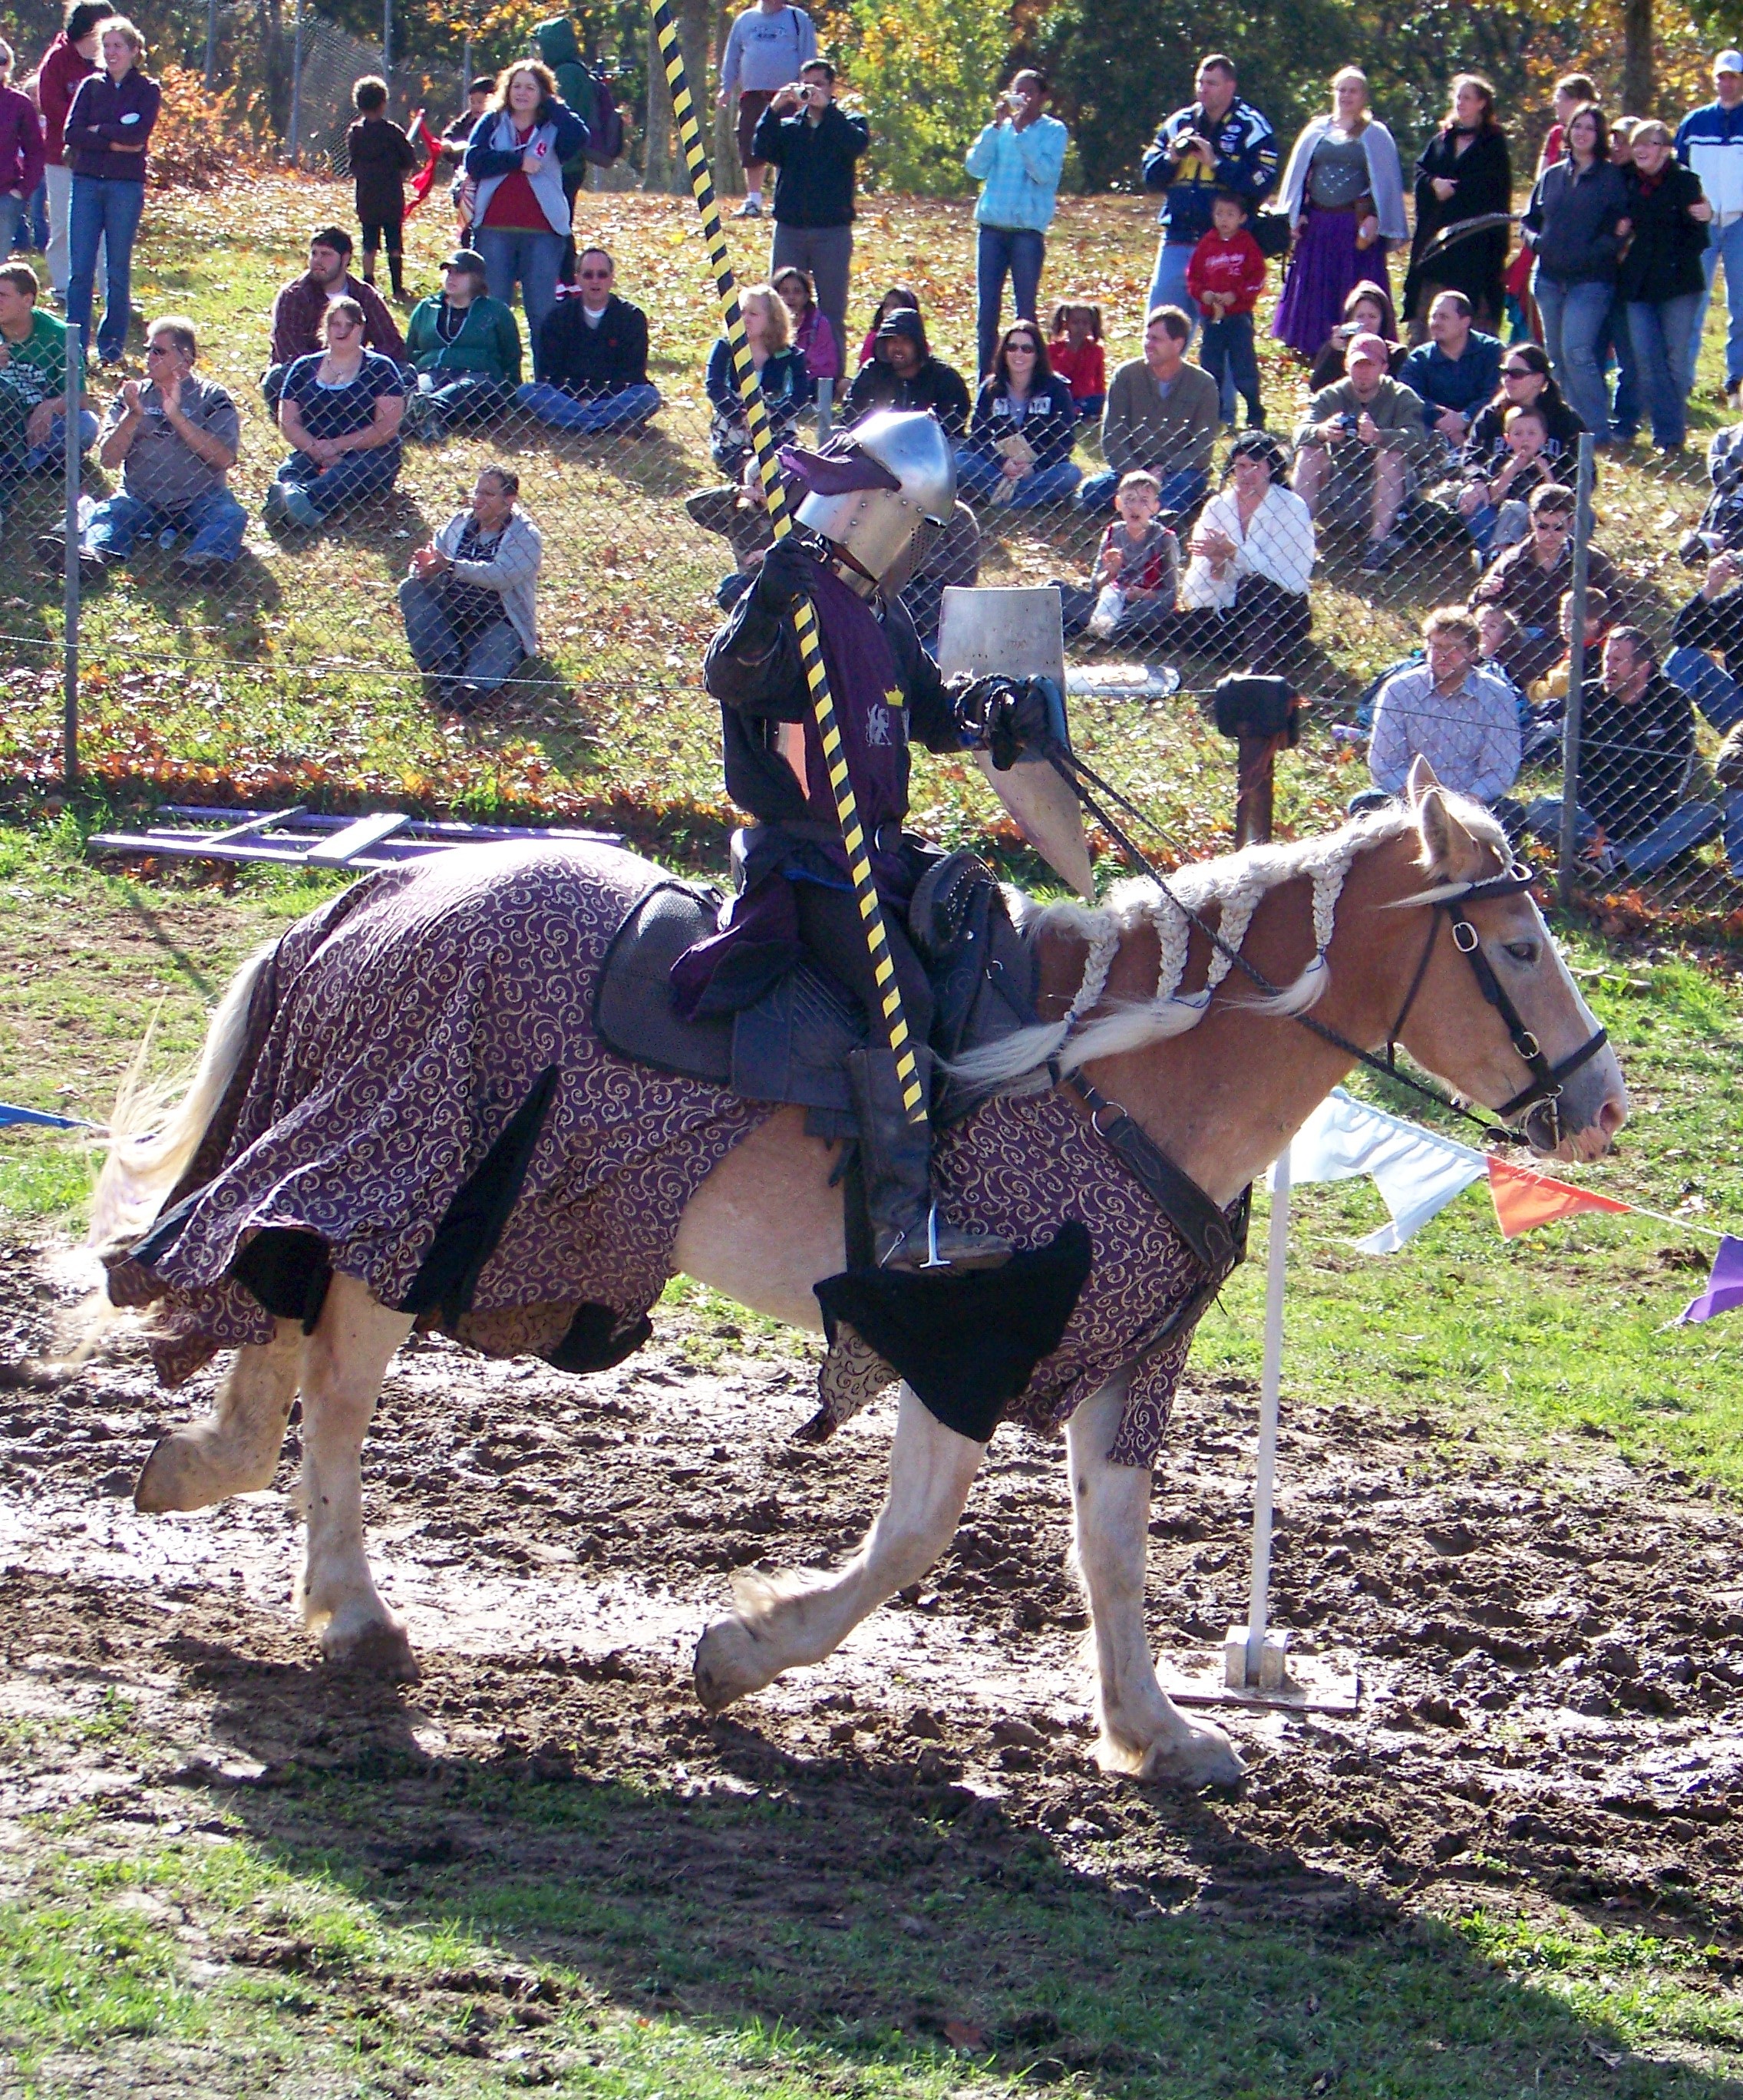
[1245,1143,1289,1681]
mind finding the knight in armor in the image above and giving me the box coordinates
[683,409,1055,1273]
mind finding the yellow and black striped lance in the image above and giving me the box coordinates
[649,0,926,1124]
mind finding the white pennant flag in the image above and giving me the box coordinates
[1275,1088,1488,1254]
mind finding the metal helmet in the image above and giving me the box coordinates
[793,410,955,595]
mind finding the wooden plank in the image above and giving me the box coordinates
[304,812,413,866]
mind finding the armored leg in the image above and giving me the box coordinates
[847,1045,1010,1272]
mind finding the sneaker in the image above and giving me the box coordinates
[279,484,320,530]
[731,198,763,218]
[262,481,289,526]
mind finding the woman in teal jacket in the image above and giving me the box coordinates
[403,248,523,438]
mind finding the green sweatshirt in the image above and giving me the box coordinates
[404,294,524,385]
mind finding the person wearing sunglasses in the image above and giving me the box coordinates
[1455,343,1587,555]
[952,319,1080,507]
[1472,480,1626,685]
[40,312,243,584]
[518,246,661,433]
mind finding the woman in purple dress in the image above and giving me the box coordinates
[1273,68,1407,361]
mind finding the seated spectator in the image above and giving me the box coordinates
[0,262,97,501]
[1667,548,1743,733]
[1179,428,1315,666]
[402,247,521,438]
[847,305,969,434]
[954,319,1081,507]
[1048,300,1105,421]
[266,298,405,530]
[1307,278,1402,391]
[1291,330,1432,569]
[1455,401,1558,560]
[263,226,406,408]
[1476,603,1530,708]
[706,281,810,477]
[1471,482,1624,685]
[1523,628,1715,875]
[400,464,541,713]
[1054,468,1180,644]
[1457,345,1586,553]
[1521,587,1609,761]
[1362,606,1521,814]
[1078,304,1220,519]
[857,282,922,367]
[40,312,243,583]
[773,265,840,392]
[520,246,660,434]
[1401,289,1502,451]
[1682,420,1743,564]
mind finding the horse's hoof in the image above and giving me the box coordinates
[1136,1722,1245,1790]
[694,1616,767,1712]
[323,1618,419,1682]
[134,1432,224,1514]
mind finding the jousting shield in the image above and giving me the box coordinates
[936,585,1094,900]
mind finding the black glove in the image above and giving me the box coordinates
[954,674,1058,772]
[750,533,814,618]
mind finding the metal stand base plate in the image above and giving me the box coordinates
[1157,1635,1362,1715]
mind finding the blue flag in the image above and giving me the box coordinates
[1679,1235,1743,1326]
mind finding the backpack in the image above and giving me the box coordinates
[575,58,626,164]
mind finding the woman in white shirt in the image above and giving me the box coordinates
[1180,430,1316,669]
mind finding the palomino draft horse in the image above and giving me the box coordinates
[91,764,1625,1787]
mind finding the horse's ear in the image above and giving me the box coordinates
[1405,754,1442,807]
[1415,780,1490,883]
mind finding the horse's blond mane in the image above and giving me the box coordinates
[965,802,1497,1092]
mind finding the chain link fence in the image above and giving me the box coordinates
[3,279,1741,936]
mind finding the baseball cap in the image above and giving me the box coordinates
[442,248,487,274]
[1718,48,1743,74]
[1345,330,1389,365]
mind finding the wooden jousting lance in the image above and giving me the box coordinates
[648,1,927,1124]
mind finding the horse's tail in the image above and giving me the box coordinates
[87,942,276,1257]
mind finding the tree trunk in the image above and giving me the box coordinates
[642,15,675,190]
[1622,0,1655,115]
[714,0,742,196]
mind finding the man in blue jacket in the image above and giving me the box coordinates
[754,60,867,362]
[1677,50,1743,402]
[1141,55,1277,329]
[964,69,1068,380]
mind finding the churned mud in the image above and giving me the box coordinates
[2,1224,1740,1967]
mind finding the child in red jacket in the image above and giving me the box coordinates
[1186,190,1266,429]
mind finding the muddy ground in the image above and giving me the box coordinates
[2,1224,1741,2083]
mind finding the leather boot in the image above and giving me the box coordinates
[847,1046,1011,1273]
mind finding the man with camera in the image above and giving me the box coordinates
[964,69,1068,380]
[1291,331,1432,572]
[751,59,866,362]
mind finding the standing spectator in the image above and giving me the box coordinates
[1046,300,1104,420]
[1078,304,1220,518]
[44,312,243,583]
[773,266,839,391]
[400,465,542,713]
[345,76,419,302]
[754,59,867,365]
[964,68,1068,379]
[1365,606,1521,811]
[1473,481,1625,685]
[954,318,1080,507]
[1403,74,1511,335]
[707,281,811,475]
[1401,289,1502,449]
[845,306,969,434]
[1307,277,1401,390]
[1055,470,1180,644]
[533,19,602,282]
[717,0,816,220]
[1290,331,1432,570]
[521,244,661,432]
[34,3,104,306]
[1273,67,1407,362]
[1179,429,1315,667]
[263,226,405,409]
[266,298,405,530]
[1187,190,1266,428]
[402,248,522,437]
[0,261,97,485]
[0,41,45,262]
[1540,74,1597,177]
[439,75,494,237]
[1140,54,1278,322]
[857,282,919,366]
[63,17,157,368]
[1521,103,1630,444]
[19,70,50,256]
[1619,120,1712,454]
[1676,50,1743,405]
[464,61,589,380]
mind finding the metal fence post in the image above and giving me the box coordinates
[61,321,81,789]
[289,0,305,164]
[1557,432,1597,906]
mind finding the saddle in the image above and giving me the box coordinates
[593,850,1038,1131]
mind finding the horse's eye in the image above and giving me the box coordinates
[1504,940,1538,965]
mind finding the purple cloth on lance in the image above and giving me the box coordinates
[1678,1234,1743,1326]
[1273,210,1385,360]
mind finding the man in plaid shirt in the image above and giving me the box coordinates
[1367,606,1522,811]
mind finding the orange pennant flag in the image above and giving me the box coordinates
[1487,1157,1632,1239]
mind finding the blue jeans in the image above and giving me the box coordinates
[22,179,48,251]
[1534,272,1613,443]
[1690,212,1743,392]
[0,193,20,258]
[67,176,145,364]
[517,379,662,431]
[84,486,247,563]
[0,408,100,477]
[476,228,566,379]
[1199,312,1263,424]
[399,576,524,694]
[1665,642,1743,732]
[1077,464,1207,520]
[952,450,1081,507]
[273,444,401,519]
[1523,791,1740,875]
[975,225,1046,378]
[1145,239,1197,331]
[1626,295,1701,449]
[1598,296,1637,438]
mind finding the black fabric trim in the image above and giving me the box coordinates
[548,1302,653,1374]
[400,1065,560,1325]
[814,1222,1093,1443]
[230,1228,333,1333]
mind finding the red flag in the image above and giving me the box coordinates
[407,114,443,215]
[1487,1157,1632,1239]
